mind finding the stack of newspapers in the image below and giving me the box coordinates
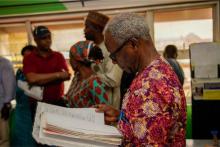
[33,102,122,147]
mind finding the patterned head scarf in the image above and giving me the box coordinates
[70,40,94,63]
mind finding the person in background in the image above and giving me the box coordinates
[64,41,109,108]
[11,45,37,147]
[163,44,185,86]
[0,56,16,147]
[95,13,186,146]
[84,11,122,109]
[23,26,71,121]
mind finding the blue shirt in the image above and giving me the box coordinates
[0,57,16,110]
[166,58,185,86]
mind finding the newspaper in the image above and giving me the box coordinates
[32,102,121,147]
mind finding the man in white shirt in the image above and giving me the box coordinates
[84,11,122,109]
[0,56,16,146]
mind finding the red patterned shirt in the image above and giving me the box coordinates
[118,56,186,147]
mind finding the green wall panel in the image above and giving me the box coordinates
[0,0,67,16]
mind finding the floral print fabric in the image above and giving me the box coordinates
[118,56,186,147]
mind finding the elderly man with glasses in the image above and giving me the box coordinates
[95,13,186,146]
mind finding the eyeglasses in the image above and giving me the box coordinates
[109,39,131,62]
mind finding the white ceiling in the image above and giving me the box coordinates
[63,0,215,10]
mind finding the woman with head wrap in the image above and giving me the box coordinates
[64,41,109,108]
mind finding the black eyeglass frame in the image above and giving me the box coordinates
[109,39,132,62]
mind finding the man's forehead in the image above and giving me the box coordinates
[85,20,94,27]
[36,33,51,40]
[104,33,118,51]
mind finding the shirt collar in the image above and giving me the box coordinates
[34,48,53,59]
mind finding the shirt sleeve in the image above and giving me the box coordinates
[23,54,36,74]
[104,59,122,87]
[92,56,122,88]
[120,79,177,145]
[89,77,109,105]
[57,53,69,72]
[2,61,16,103]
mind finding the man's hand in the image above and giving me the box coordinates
[1,102,11,120]
[94,104,120,124]
[57,71,71,81]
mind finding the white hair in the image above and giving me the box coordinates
[104,13,151,46]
